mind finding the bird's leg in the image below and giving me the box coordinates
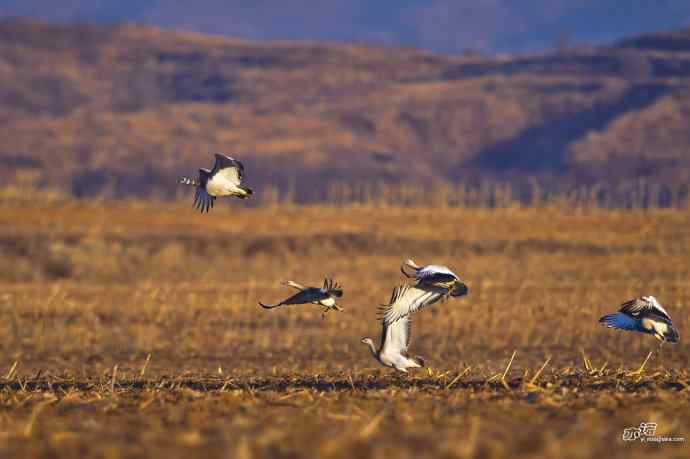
[321,307,330,319]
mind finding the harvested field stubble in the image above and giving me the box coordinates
[0,199,689,458]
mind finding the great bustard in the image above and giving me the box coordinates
[259,278,344,317]
[178,153,253,213]
[380,259,469,325]
[361,285,425,373]
[401,259,468,296]
[599,296,679,343]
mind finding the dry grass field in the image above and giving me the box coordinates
[0,196,689,458]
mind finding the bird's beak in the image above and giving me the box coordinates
[451,282,469,297]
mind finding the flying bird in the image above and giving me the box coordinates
[178,153,253,213]
[379,259,468,325]
[599,296,680,343]
[259,278,344,317]
[361,285,425,373]
[401,259,468,296]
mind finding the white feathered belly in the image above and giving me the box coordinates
[206,176,241,197]
[642,317,668,336]
[378,352,397,368]
[319,297,336,307]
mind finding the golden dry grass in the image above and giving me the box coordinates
[0,198,689,458]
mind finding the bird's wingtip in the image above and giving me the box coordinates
[598,313,614,325]
[598,312,638,331]
[258,301,277,309]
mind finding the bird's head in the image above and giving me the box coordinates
[361,337,374,346]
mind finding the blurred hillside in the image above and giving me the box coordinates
[2,18,690,201]
[4,1,690,54]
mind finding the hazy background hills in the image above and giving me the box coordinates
[1,15,690,201]
[3,0,690,54]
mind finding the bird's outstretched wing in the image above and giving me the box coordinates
[619,296,671,320]
[417,264,458,280]
[599,312,639,331]
[380,313,412,356]
[211,153,244,185]
[259,288,326,309]
[379,284,446,326]
[401,260,465,292]
[193,169,215,213]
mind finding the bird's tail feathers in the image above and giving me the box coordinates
[178,177,199,187]
[411,356,425,367]
[237,185,253,199]
[664,325,680,343]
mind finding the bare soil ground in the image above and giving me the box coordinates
[0,199,688,458]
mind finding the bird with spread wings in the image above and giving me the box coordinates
[599,296,679,343]
[380,258,469,326]
[178,153,253,213]
[361,284,425,372]
[259,278,344,317]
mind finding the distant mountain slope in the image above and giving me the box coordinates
[2,18,690,199]
[3,1,690,54]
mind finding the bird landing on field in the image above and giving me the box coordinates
[599,296,679,343]
[361,285,425,373]
[259,278,344,318]
[178,153,253,213]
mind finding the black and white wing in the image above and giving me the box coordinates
[380,313,412,357]
[211,153,244,186]
[416,264,458,281]
[401,259,457,281]
[619,296,671,321]
[322,278,344,298]
[401,259,467,296]
[417,266,462,292]
[194,169,215,213]
[379,284,446,326]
